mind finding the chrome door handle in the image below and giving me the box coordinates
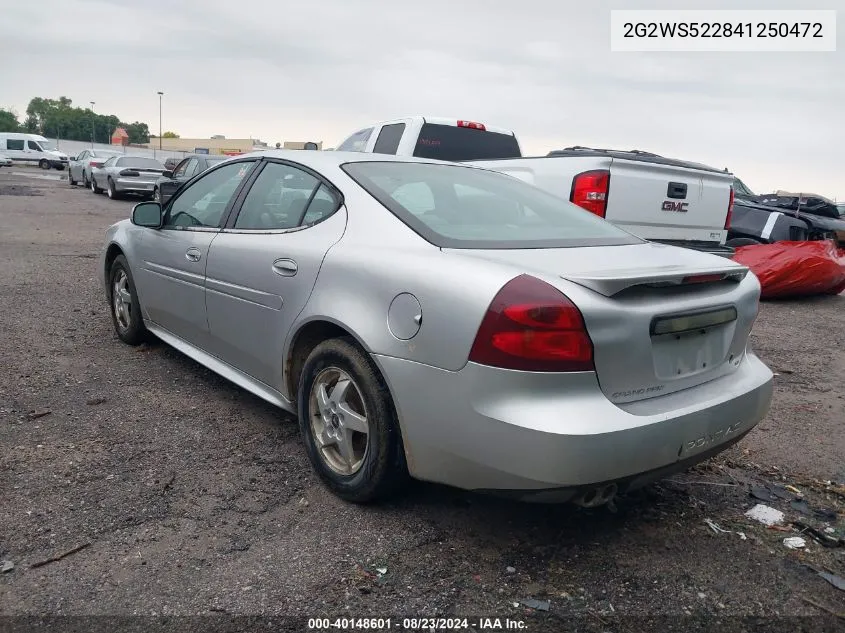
[185,247,202,262]
[272,258,298,276]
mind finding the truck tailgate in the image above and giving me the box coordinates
[606,159,733,243]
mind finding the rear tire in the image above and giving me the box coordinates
[297,337,408,503]
[726,237,763,247]
[90,174,103,194]
[107,178,121,200]
[108,255,148,346]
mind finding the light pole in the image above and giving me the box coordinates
[90,101,95,147]
[157,91,164,151]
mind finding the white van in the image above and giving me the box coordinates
[0,133,69,170]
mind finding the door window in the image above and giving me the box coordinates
[164,161,256,229]
[182,158,200,179]
[27,141,42,151]
[171,160,188,178]
[77,151,88,161]
[372,123,406,155]
[233,163,320,230]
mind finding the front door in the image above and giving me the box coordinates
[204,160,345,390]
[133,159,258,348]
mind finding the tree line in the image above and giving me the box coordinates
[0,97,152,145]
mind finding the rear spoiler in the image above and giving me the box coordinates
[562,265,748,297]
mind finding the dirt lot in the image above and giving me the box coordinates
[1,170,843,630]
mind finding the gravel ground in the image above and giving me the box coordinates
[1,170,843,631]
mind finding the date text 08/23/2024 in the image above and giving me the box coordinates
[307,617,528,630]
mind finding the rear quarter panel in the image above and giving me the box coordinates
[289,180,518,372]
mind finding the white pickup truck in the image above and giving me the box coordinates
[335,116,736,255]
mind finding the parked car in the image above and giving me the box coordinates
[336,116,736,256]
[0,152,12,167]
[154,153,229,204]
[67,149,123,188]
[100,150,773,504]
[729,177,845,245]
[0,133,69,169]
[755,190,841,220]
[90,156,166,200]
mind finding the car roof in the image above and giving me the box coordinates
[230,149,461,170]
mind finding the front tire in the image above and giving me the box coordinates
[82,171,90,189]
[39,159,50,170]
[68,170,78,186]
[297,338,408,503]
[108,255,148,345]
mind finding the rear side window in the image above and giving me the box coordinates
[337,127,373,152]
[343,161,640,249]
[233,162,320,230]
[6,139,24,151]
[372,124,406,155]
[412,123,521,161]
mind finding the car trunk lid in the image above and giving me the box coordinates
[446,242,758,404]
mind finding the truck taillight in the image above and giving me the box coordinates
[725,186,735,229]
[570,170,610,218]
[457,120,486,131]
[468,275,594,372]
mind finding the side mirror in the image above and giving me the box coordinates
[131,201,163,228]
[162,170,173,179]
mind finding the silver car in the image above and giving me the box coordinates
[68,149,123,188]
[100,151,773,504]
[91,155,165,200]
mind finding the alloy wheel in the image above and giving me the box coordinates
[308,367,370,476]
[112,270,132,331]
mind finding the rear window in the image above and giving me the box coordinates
[412,123,521,162]
[342,161,640,249]
[116,157,164,169]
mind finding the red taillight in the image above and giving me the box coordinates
[570,170,610,218]
[468,275,594,372]
[725,186,735,229]
[91,161,103,168]
[457,120,486,131]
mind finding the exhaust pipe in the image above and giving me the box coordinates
[572,483,618,508]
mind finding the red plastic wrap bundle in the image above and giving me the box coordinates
[732,240,845,299]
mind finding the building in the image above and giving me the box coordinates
[144,137,323,155]
[110,127,129,146]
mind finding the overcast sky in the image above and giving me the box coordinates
[1,0,842,198]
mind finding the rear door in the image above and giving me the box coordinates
[133,159,258,348]
[604,159,733,243]
[204,159,346,389]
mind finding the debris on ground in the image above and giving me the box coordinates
[818,571,845,592]
[745,504,785,526]
[375,567,387,576]
[782,537,806,549]
[520,598,550,611]
[29,542,91,569]
[704,518,747,540]
[506,566,516,574]
[27,410,51,420]
[85,397,107,406]
[792,522,844,548]
[1,560,14,573]
[790,499,838,521]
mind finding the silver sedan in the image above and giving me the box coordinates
[90,155,165,200]
[100,151,774,504]
[68,148,123,188]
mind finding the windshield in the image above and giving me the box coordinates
[37,140,57,151]
[116,157,164,169]
[342,161,641,249]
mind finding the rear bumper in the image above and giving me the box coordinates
[374,353,773,499]
[115,178,156,193]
